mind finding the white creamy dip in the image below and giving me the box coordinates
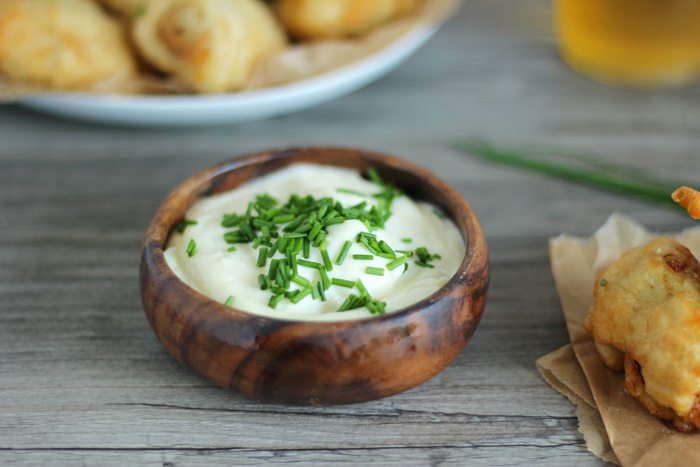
[164,164,465,321]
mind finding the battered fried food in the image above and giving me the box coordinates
[0,0,137,90]
[131,0,287,93]
[585,237,700,432]
[273,0,420,40]
[673,186,700,219]
[98,0,146,16]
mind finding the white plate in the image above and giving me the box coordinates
[18,25,437,127]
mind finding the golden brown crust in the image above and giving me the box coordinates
[131,0,287,93]
[672,186,700,220]
[0,0,137,90]
[274,0,420,40]
[586,237,700,432]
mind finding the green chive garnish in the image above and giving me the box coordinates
[401,238,412,243]
[291,286,312,304]
[273,214,295,224]
[353,254,374,260]
[331,278,355,288]
[600,279,607,287]
[366,267,384,276]
[298,259,323,269]
[386,255,408,271]
[336,241,352,265]
[186,239,196,257]
[321,249,333,271]
[176,219,198,233]
[269,294,284,309]
[257,248,268,267]
[224,295,235,306]
[227,246,237,252]
[291,273,311,287]
[319,267,331,291]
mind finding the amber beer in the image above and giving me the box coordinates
[555,0,700,88]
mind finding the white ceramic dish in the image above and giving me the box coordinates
[18,26,437,127]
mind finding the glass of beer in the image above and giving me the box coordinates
[554,0,700,89]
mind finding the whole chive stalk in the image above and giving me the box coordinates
[453,139,684,210]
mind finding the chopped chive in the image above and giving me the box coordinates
[273,214,295,224]
[268,294,285,309]
[321,249,333,271]
[303,238,310,259]
[367,167,383,186]
[283,232,307,239]
[176,219,198,233]
[318,282,327,301]
[221,214,244,228]
[338,296,354,312]
[414,261,435,268]
[386,255,408,270]
[258,274,272,290]
[376,252,397,260]
[269,259,280,278]
[298,259,323,269]
[600,279,607,287]
[239,222,256,240]
[366,267,384,276]
[291,273,311,287]
[324,217,345,226]
[252,236,263,249]
[186,239,196,257]
[331,278,355,288]
[353,254,374,260]
[395,250,413,256]
[290,253,298,275]
[319,267,331,291]
[224,295,235,306]
[308,222,323,241]
[227,246,237,252]
[267,239,280,257]
[279,237,289,253]
[292,238,304,255]
[432,208,445,219]
[311,284,320,300]
[378,240,395,256]
[336,241,353,265]
[291,286,312,304]
[257,248,268,267]
[356,279,369,296]
[337,188,366,196]
[401,238,412,243]
[253,218,273,229]
[319,238,328,250]
[294,223,313,234]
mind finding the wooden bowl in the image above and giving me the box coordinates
[140,147,489,406]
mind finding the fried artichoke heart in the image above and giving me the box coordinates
[131,0,286,93]
[274,0,420,40]
[0,0,136,90]
[585,237,700,432]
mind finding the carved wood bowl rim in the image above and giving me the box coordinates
[140,146,489,405]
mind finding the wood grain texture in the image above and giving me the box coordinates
[1,0,699,465]
[140,147,489,405]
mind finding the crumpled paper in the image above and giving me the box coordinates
[538,213,700,466]
[0,0,459,99]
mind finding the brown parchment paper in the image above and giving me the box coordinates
[539,214,700,466]
[0,0,459,100]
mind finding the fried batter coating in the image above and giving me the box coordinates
[131,0,287,93]
[673,186,700,220]
[0,0,136,90]
[98,0,146,16]
[585,237,700,431]
[273,0,420,40]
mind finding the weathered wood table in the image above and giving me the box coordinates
[2,1,698,465]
